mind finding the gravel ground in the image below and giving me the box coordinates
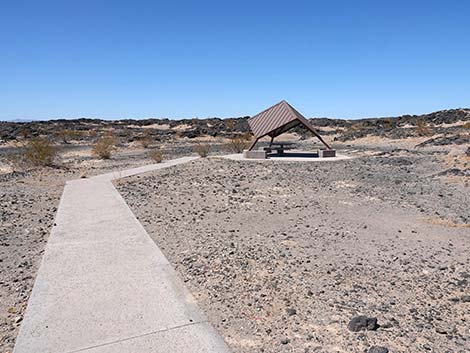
[117,151,470,353]
[1,139,468,353]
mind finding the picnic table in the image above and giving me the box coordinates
[262,141,295,155]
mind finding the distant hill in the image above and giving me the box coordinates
[0,108,469,144]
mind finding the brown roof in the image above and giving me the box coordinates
[248,100,301,138]
[247,100,331,150]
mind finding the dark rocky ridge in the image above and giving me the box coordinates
[1,108,469,145]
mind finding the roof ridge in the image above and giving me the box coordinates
[248,100,286,120]
[282,101,306,120]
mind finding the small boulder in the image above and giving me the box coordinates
[368,346,389,353]
[286,308,297,316]
[348,315,379,332]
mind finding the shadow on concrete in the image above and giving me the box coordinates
[268,151,319,158]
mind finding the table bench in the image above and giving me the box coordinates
[262,142,295,155]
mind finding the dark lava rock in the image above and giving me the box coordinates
[286,308,297,316]
[368,346,389,353]
[280,338,290,345]
[417,134,469,147]
[348,315,379,332]
[461,295,470,302]
[437,168,470,177]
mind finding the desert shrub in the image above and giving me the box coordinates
[351,121,365,130]
[416,120,432,136]
[19,128,30,139]
[227,133,252,153]
[463,122,470,129]
[92,136,116,159]
[23,137,57,166]
[147,149,163,163]
[139,131,153,148]
[382,119,393,130]
[194,143,210,157]
[88,130,98,138]
[225,119,236,131]
[57,129,77,144]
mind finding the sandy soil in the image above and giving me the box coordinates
[117,149,469,353]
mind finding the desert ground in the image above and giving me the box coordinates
[0,110,469,352]
[116,146,469,353]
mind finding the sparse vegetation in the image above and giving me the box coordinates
[227,133,252,153]
[463,122,470,129]
[92,136,116,159]
[57,129,77,144]
[225,119,236,131]
[23,137,57,166]
[147,149,163,163]
[18,128,30,139]
[139,131,153,148]
[382,119,393,130]
[194,143,210,157]
[416,119,432,136]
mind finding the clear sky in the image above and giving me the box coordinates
[1,0,469,120]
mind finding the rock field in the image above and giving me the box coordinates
[0,110,468,352]
[117,151,469,353]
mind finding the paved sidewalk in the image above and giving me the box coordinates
[14,157,231,353]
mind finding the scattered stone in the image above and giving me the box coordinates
[435,324,455,335]
[348,315,379,332]
[368,346,389,353]
[13,316,22,324]
[286,308,297,316]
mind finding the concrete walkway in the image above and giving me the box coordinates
[14,157,231,353]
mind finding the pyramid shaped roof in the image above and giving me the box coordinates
[247,100,330,150]
[248,100,307,138]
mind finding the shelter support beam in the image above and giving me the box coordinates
[248,137,259,151]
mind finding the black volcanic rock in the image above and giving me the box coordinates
[368,346,389,353]
[348,315,379,332]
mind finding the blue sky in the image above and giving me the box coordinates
[1,0,469,120]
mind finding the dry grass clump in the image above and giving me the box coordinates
[416,120,432,136]
[422,216,470,228]
[227,133,252,153]
[194,143,210,157]
[147,149,163,163]
[92,136,116,159]
[57,129,78,144]
[139,131,153,148]
[23,137,57,166]
[463,122,470,129]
